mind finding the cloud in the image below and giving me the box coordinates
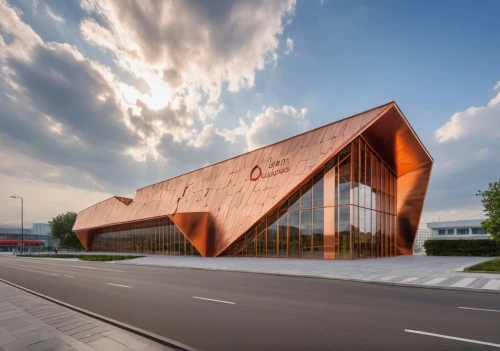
[0,0,300,224]
[434,92,500,143]
[156,104,309,179]
[0,0,157,194]
[285,37,293,55]
[421,85,500,226]
[45,4,65,23]
[78,0,296,159]
[494,80,500,91]
[475,148,492,161]
[0,1,42,61]
[79,17,117,51]
[214,105,309,151]
[159,126,247,178]
[124,99,195,161]
[244,105,308,150]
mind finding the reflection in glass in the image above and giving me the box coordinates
[359,207,366,258]
[267,212,278,257]
[339,156,351,205]
[245,229,255,256]
[92,217,200,256]
[301,181,312,209]
[278,211,287,257]
[300,210,312,257]
[353,140,359,208]
[313,208,324,258]
[360,142,366,209]
[339,144,350,160]
[313,173,324,208]
[352,205,359,259]
[289,192,300,211]
[338,205,350,259]
[257,232,266,256]
[289,210,300,257]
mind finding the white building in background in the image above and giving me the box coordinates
[32,223,50,236]
[427,219,490,240]
[414,228,432,253]
[32,223,51,247]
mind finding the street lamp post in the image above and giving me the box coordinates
[10,196,23,254]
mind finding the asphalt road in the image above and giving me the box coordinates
[0,256,499,351]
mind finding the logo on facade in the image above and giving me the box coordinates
[250,157,290,181]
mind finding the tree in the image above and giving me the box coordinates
[49,211,82,250]
[476,180,500,242]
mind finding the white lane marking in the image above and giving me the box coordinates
[49,273,60,276]
[75,266,125,273]
[482,280,500,290]
[405,329,500,348]
[64,275,74,278]
[401,277,419,283]
[192,296,235,305]
[451,278,475,288]
[379,276,398,281]
[459,307,500,313]
[423,277,446,286]
[108,283,132,288]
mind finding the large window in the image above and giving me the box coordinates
[223,137,398,259]
[91,217,200,256]
[457,228,469,235]
[472,227,487,235]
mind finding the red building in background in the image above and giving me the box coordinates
[0,239,44,252]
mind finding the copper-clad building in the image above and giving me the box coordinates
[73,102,433,259]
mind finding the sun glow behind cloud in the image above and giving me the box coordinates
[76,0,297,162]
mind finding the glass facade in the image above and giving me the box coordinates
[91,217,201,255]
[223,137,397,259]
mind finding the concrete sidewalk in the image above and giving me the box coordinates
[0,281,179,351]
[113,255,500,293]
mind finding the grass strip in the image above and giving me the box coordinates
[17,254,143,261]
[464,258,500,273]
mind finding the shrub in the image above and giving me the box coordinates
[424,239,500,256]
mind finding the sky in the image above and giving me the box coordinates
[0,0,499,227]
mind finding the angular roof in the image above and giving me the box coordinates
[73,102,433,256]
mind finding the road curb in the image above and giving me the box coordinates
[0,277,200,351]
[462,270,500,275]
[114,262,500,295]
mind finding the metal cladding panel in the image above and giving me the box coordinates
[73,101,432,257]
[360,104,433,255]
[360,105,432,177]
[74,230,93,252]
[396,162,433,255]
[168,212,210,257]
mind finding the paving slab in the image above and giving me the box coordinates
[114,254,500,292]
[87,337,132,351]
[0,282,180,351]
